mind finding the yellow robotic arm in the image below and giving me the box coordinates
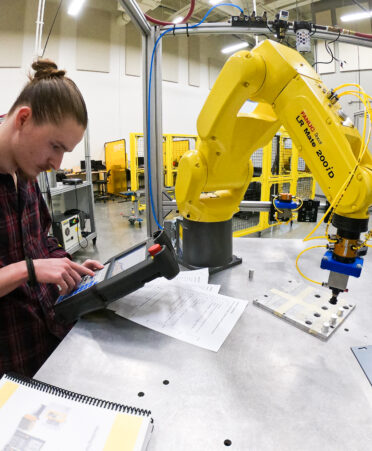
[176,39,372,222]
[175,39,372,292]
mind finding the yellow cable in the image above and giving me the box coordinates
[292,196,303,212]
[304,86,372,244]
[272,196,283,214]
[295,245,327,286]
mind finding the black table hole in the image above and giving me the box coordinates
[321,306,328,310]
[343,305,349,310]
[163,380,169,385]
[288,280,292,283]
[314,294,321,298]
[138,392,145,397]
[305,320,312,325]
[224,439,232,447]
[314,313,321,317]
[264,295,268,298]
[330,325,335,329]
[344,328,349,332]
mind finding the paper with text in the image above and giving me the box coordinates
[147,278,221,294]
[109,284,247,352]
[172,268,209,285]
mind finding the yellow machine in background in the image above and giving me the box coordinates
[175,39,372,301]
[104,139,128,195]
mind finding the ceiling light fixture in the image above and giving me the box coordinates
[340,11,372,22]
[173,16,184,24]
[68,0,86,17]
[221,42,249,54]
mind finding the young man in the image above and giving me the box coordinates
[0,59,104,377]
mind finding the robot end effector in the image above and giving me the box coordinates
[321,215,369,304]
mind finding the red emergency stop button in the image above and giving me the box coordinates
[148,244,162,256]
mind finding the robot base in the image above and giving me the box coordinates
[180,254,242,275]
[176,217,242,274]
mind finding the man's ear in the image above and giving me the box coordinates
[14,106,32,130]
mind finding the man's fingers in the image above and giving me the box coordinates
[83,259,104,270]
[67,266,82,287]
[62,272,76,293]
[68,260,95,277]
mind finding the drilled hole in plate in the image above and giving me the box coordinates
[288,280,292,283]
[138,392,145,397]
[348,304,353,308]
[343,305,349,310]
[314,294,321,298]
[305,320,312,325]
[330,325,335,329]
[224,440,232,447]
[314,313,321,317]
[264,295,268,298]
[344,328,349,332]
[321,306,328,310]
[163,380,169,385]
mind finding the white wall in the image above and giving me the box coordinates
[0,0,232,170]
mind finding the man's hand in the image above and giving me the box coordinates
[33,257,99,295]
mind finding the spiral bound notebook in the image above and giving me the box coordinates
[0,373,153,450]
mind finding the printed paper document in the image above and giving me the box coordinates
[109,283,247,352]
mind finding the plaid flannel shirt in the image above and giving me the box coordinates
[0,173,72,377]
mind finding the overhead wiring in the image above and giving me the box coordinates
[146,2,244,229]
[312,30,341,68]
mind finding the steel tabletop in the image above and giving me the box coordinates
[36,238,372,451]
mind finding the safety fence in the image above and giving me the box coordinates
[232,129,316,237]
[129,133,198,192]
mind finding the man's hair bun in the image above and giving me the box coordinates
[31,59,66,80]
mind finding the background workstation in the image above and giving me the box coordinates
[2,1,372,450]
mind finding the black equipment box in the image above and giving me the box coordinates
[54,230,179,324]
[297,199,320,222]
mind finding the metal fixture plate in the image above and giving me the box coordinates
[351,345,372,385]
[253,279,355,340]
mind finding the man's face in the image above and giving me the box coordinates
[13,111,85,179]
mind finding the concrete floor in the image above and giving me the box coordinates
[73,197,328,264]
[73,198,147,264]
